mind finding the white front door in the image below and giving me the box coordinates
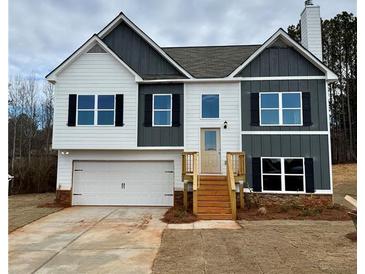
[72,161,174,206]
[201,128,221,174]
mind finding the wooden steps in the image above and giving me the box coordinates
[197,175,233,220]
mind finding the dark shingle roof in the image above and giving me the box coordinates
[162,45,261,78]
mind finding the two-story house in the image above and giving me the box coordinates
[47,1,337,220]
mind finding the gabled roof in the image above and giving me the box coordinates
[45,35,142,82]
[162,45,260,78]
[228,28,338,81]
[98,12,193,79]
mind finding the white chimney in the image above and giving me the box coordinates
[300,0,322,60]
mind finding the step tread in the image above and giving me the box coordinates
[200,181,227,185]
[198,214,233,220]
[198,201,231,207]
[200,176,227,181]
[198,208,232,214]
[198,190,230,196]
[198,196,230,201]
[199,185,229,190]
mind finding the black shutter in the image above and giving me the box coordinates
[302,92,312,126]
[67,94,77,126]
[250,93,260,126]
[144,94,152,127]
[305,158,315,193]
[172,94,181,127]
[252,157,262,192]
[115,94,124,127]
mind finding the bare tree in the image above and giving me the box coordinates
[23,74,38,164]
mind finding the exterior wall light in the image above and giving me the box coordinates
[224,121,228,129]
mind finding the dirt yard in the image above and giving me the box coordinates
[152,221,356,274]
[333,163,357,209]
[8,193,64,233]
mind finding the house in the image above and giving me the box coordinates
[46,1,337,220]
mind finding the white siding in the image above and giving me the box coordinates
[56,150,183,191]
[53,52,138,149]
[184,82,241,173]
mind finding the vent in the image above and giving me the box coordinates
[87,44,106,53]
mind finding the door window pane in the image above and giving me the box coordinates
[98,111,114,125]
[263,175,282,191]
[205,131,217,151]
[282,93,301,108]
[78,95,94,109]
[202,95,219,118]
[285,176,304,191]
[98,95,114,109]
[283,109,301,124]
[154,111,171,125]
[261,110,279,124]
[262,158,281,174]
[284,159,304,174]
[261,94,279,108]
[154,95,171,109]
[78,111,94,125]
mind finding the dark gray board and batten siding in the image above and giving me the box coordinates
[102,21,186,80]
[235,45,325,77]
[242,134,331,190]
[241,80,328,131]
[138,84,184,146]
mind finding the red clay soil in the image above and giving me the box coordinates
[238,204,351,221]
[161,206,198,224]
[345,231,357,242]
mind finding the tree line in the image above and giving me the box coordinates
[8,75,56,194]
[288,11,357,163]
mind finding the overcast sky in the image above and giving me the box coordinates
[9,0,356,79]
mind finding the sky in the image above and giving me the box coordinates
[9,0,357,80]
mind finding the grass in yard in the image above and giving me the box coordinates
[8,192,65,233]
[333,163,357,208]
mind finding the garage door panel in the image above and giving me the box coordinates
[72,161,174,206]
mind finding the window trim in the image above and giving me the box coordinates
[76,94,116,126]
[201,94,220,119]
[261,157,306,194]
[259,92,303,126]
[152,94,172,127]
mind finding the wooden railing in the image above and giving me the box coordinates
[226,153,237,220]
[227,152,246,217]
[227,152,246,180]
[182,152,199,213]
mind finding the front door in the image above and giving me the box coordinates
[201,128,221,174]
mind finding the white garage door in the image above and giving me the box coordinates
[72,161,174,206]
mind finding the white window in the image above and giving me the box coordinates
[202,94,219,118]
[260,92,302,126]
[261,157,305,193]
[153,94,172,126]
[77,95,115,126]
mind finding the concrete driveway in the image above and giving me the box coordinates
[9,206,167,274]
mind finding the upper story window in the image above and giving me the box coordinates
[77,95,115,126]
[153,94,172,126]
[202,94,219,118]
[260,92,302,126]
[262,157,305,193]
